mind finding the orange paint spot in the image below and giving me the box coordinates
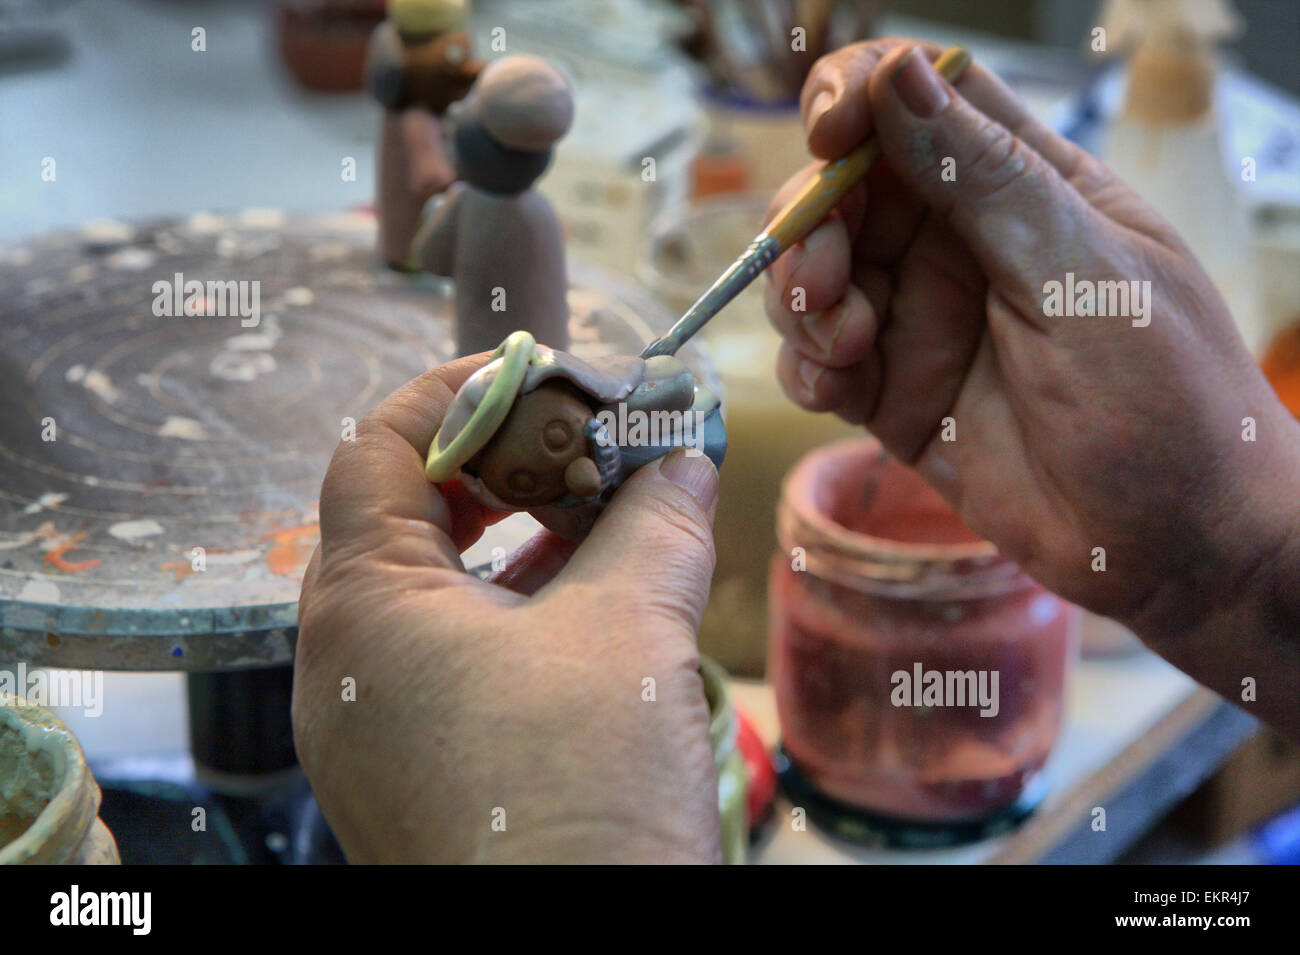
[262,524,319,577]
[45,533,100,574]
[161,560,196,581]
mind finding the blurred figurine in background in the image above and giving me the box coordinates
[412,55,574,357]
[366,0,481,269]
[425,332,727,539]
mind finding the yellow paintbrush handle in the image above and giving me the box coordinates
[640,45,974,360]
[764,45,971,251]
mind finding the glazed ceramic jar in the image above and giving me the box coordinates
[0,694,119,864]
[768,439,1078,844]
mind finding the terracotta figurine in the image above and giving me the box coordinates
[366,0,482,269]
[412,55,574,357]
[426,332,727,538]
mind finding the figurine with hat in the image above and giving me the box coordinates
[426,332,727,539]
[412,55,575,357]
[366,0,482,269]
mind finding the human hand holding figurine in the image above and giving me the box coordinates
[293,356,724,863]
[765,39,1300,736]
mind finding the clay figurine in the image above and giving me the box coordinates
[365,0,482,269]
[426,332,727,538]
[412,55,574,357]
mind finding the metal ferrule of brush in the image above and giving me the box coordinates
[640,232,783,359]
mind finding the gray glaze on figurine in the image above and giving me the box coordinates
[412,56,575,356]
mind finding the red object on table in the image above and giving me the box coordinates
[735,706,776,828]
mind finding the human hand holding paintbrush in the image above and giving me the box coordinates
[764,39,1300,739]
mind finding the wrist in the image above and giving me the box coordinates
[1128,409,1300,646]
[1125,408,1300,738]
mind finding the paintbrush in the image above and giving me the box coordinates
[642,44,971,359]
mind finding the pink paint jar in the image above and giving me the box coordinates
[768,439,1078,845]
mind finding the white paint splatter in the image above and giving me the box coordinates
[213,233,279,259]
[0,522,69,553]
[225,315,281,351]
[158,416,207,440]
[225,332,278,351]
[238,208,285,229]
[17,579,61,603]
[209,351,275,382]
[309,211,372,233]
[65,365,86,383]
[104,247,157,271]
[22,492,68,515]
[81,370,121,403]
[108,519,164,542]
[80,219,135,245]
[186,212,226,234]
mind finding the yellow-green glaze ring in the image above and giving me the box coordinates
[424,330,537,483]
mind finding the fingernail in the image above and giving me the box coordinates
[659,448,718,509]
[797,359,824,394]
[805,89,835,137]
[892,47,949,118]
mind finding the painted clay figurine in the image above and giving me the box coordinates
[366,0,482,269]
[426,332,727,539]
[412,55,574,357]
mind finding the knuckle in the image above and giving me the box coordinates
[963,121,1033,203]
[608,581,708,644]
[645,493,717,566]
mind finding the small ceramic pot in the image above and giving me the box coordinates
[769,438,1078,842]
[275,2,385,93]
[0,694,120,864]
[699,657,748,864]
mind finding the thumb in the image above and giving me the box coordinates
[868,45,1100,303]
[544,449,718,636]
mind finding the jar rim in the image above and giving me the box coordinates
[0,694,98,864]
[778,438,1033,599]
